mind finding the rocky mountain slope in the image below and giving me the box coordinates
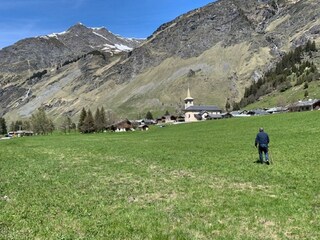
[0,0,319,122]
[0,23,143,119]
[0,23,142,74]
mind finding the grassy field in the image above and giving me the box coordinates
[0,111,319,239]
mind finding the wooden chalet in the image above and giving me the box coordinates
[288,99,320,112]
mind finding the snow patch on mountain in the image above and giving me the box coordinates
[92,31,110,42]
[102,43,132,53]
[115,44,132,51]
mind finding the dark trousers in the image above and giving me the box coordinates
[258,145,269,162]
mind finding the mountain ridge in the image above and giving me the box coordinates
[0,23,143,74]
[0,0,319,122]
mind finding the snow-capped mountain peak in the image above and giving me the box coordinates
[36,23,143,55]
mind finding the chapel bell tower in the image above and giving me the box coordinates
[184,88,194,109]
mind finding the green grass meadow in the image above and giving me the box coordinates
[1,111,319,239]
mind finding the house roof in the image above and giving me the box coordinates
[184,105,222,112]
[266,107,288,113]
[247,109,269,115]
[290,99,320,108]
[207,114,222,119]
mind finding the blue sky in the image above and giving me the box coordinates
[0,0,216,49]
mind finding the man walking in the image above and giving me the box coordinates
[255,127,270,164]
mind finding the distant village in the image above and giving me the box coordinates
[1,88,319,140]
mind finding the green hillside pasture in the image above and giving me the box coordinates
[246,81,320,110]
[0,111,319,239]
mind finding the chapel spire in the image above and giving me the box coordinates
[184,87,194,109]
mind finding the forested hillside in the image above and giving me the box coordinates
[233,40,319,109]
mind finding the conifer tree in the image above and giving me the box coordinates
[78,107,87,132]
[145,111,153,120]
[225,101,231,112]
[232,102,240,111]
[100,107,106,130]
[305,40,312,52]
[82,109,95,133]
[93,107,107,132]
[0,118,7,135]
[311,41,316,52]
[94,107,101,132]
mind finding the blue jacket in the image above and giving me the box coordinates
[255,132,269,147]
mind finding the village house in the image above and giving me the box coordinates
[266,107,288,114]
[156,114,183,124]
[247,109,269,116]
[183,88,222,122]
[288,99,320,112]
[107,119,134,132]
[138,124,149,131]
[8,130,34,137]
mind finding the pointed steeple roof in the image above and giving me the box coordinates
[184,87,194,101]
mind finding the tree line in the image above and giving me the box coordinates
[78,107,108,133]
[1,106,157,136]
[0,108,55,135]
[231,40,319,110]
[5,107,110,135]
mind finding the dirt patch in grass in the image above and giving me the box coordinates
[207,177,274,193]
[148,164,196,180]
[130,191,179,204]
[229,182,271,192]
[169,169,195,179]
